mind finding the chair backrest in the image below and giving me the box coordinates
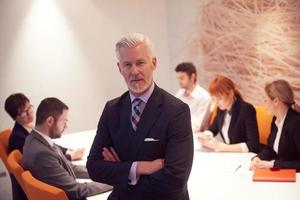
[0,129,12,172]
[22,171,69,200]
[7,149,26,191]
[255,105,273,145]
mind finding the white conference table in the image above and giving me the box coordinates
[54,130,300,200]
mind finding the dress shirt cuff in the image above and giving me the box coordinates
[240,143,249,152]
[128,162,139,185]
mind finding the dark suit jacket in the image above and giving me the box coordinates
[22,130,112,200]
[208,97,259,153]
[8,122,70,159]
[87,85,194,200]
[257,108,300,172]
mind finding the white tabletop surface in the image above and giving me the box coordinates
[54,130,300,200]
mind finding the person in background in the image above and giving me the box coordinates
[4,93,84,200]
[198,75,259,153]
[22,97,112,200]
[251,80,300,172]
[175,62,212,133]
[87,33,193,200]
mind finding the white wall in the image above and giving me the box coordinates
[166,0,204,93]
[0,0,171,133]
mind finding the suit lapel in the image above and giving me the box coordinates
[131,86,162,158]
[31,130,53,149]
[277,109,292,155]
[31,130,76,178]
[118,94,135,161]
[225,98,241,143]
[218,111,227,143]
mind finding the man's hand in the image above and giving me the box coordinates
[102,147,120,162]
[136,159,164,175]
[68,148,85,161]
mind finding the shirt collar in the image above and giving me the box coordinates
[183,84,200,98]
[275,112,287,128]
[129,82,155,104]
[33,128,54,147]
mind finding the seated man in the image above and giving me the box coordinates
[5,93,83,200]
[22,97,112,200]
[5,93,84,160]
[175,62,212,133]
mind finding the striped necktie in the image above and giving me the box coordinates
[131,98,143,131]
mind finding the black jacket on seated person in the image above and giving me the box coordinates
[208,97,259,153]
[257,108,300,172]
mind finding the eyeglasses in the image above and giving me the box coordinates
[18,105,34,118]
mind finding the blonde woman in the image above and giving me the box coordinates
[251,80,300,172]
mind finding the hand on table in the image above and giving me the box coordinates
[69,148,85,161]
[250,157,275,170]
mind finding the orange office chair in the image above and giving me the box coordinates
[22,171,69,200]
[0,129,12,172]
[255,105,273,145]
[7,149,27,193]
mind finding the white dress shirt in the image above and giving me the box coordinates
[220,112,249,152]
[33,128,54,147]
[273,113,287,154]
[176,84,212,133]
[128,82,155,185]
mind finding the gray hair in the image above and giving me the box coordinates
[115,33,154,60]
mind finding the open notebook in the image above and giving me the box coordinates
[253,168,296,182]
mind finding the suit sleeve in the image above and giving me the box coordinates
[86,103,133,190]
[9,134,25,153]
[133,103,194,197]
[243,105,259,153]
[32,150,103,199]
[70,163,90,179]
[274,122,300,172]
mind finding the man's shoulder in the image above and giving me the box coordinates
[23,132,48,152]
[105,91,130,108]
[175,88,185,98]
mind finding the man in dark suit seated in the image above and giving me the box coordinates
[87,33,194,200]
[22,97,112,200]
